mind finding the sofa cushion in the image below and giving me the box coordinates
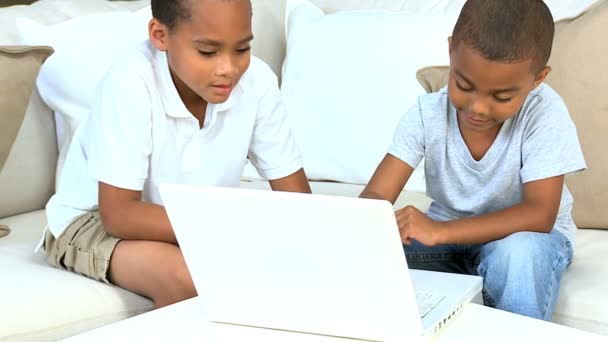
[0,0,149,45]
[0,210,153,341]
[249,0,464,82]
[414,1,608,230]
[255,0,458,190]
[553,228,608,335]
[0,224,8,238]
[249,0,601,80]
[0,46,51,171]
[0,46,56,220]
[416,65,450,94]
[246,0,603,187]
[414,67,447,92]
[545,0,608,229]
[241,180,432,211]
[18,9,152,183]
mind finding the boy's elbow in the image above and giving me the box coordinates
[538,211,558,233]
[360,190,384,201]
[525,200,558,233]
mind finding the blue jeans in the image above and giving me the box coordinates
[404,230,573,320]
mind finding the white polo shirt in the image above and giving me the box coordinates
[44,40,302,239]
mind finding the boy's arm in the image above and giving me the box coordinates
[268,168,312,193]
[98,182,177,244]
[99,167,312,243]
[360,154,415,203]
[401,175,564,246]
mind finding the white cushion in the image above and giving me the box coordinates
[0,210,153,341]
[0,0,149,45]
[241,180,432,211]
[553,229,608,335]
[248,0,465,83]
[16,8,152,182]
[2,185,607,339]
[245,0,461,191]
[245,0,602,189]
[247,0,602,86]
[305,0,600,21]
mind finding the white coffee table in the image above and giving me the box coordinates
[63,296,603,341]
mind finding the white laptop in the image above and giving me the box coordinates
[160,184,482,341]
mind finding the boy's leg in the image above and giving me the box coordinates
[108,240,196,308]
[44,212,120,284]
[404,241,470,274]
[44,212,196,308]
[474,230,572,320]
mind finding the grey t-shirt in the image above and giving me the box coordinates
[388,84,586,244]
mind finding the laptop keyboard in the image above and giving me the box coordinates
[415,290,445,318]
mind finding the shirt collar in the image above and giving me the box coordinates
[154,49,243,118]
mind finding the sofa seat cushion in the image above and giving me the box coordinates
[0,210,153,341]
[240,180,433,211]
[3,185,607,339]
[553,228,608,335]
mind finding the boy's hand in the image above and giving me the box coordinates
[395,206,445,247]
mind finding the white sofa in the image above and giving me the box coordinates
[1,0,607,341]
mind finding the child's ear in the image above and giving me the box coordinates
[532,66,552,88]
[149,18,169,51]
[448,36,453,54]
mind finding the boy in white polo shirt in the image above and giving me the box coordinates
[42,0,311,308]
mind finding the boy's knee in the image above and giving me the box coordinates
[477,231,561,281]
[172,262,196,294]
[485,232,552,265]
[153,261,196,307]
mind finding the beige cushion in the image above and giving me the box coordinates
[416,65,450,93]
[0,224,8,238]
[0,46,52,170]
[251,1,288,83]
[415,2,608,229]
[415,67,448,92]
[0,46,57,219]
[0,1,37,7]
[546,0,608,229]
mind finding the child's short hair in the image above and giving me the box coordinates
[151,0,191,32]
[452,0,554,73]
[151,0,252,32]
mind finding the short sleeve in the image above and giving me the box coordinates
[520,96,586,183]
[248,79,303,180]
[87,68,153,191]
[387,99,425,169]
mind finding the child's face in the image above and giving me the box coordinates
[151,0,253,105]
[447,39,550,133]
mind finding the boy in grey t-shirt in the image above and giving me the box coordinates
[361,0,586,320]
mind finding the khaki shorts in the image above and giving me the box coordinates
[44,212,120,284]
